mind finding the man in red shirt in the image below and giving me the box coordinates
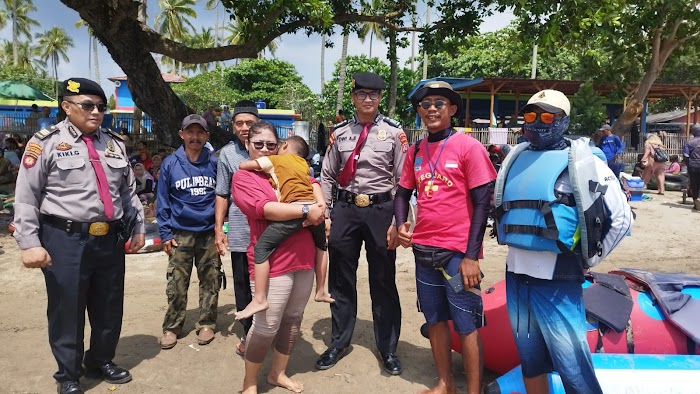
[395,81,496,394]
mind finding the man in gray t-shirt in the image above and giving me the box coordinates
[214,100,259,356]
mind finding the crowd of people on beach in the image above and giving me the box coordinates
[12,71,700,394]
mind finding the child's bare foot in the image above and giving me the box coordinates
[235,299,269,320]
[314,292,335,303]
[267,373,304,393]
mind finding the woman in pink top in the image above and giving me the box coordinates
[641,133,667,194]
[232,122,325,394]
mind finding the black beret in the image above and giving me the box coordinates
[352,72,386,91]
[61,78,107,104]
[233,100,259,119]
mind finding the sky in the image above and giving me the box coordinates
[0,1,514,99]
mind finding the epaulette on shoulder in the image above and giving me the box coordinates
[34,125,59,140]
[105,128,125,141]
[333,119,350,129]
[382,116,402,129]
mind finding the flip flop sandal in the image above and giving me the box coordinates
[197,327,215,346]
[235,337,246,356]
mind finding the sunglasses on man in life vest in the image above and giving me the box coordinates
[523,111,562,124]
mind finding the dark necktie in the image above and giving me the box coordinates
[337,122,370,188]
[82,135,114,220]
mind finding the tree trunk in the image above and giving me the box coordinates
[388,31,397,118]
[12,3,18,66]
[611,39,674,137]
[336,31,349,114]
[320,33,325,92]
[93,37,101,83]
[369,31,373,58]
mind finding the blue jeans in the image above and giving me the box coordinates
[506,271,603,394]
[415,252,483,334]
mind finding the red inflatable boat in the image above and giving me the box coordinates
[440,277,700,375]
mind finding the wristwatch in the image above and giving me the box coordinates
[302,204,310,219]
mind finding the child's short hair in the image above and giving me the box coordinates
[669,154,679,162]
[285,136,309,159]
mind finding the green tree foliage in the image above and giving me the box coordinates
[319,55,417,127]
[0,63,54,96]
[569,82,608,136]
[172,59,316,120]
[426,25,605,81]
[107,94,116,110]
[495,0,700,134]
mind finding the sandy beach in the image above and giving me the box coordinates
[0,189,698,394]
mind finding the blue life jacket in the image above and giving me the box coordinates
[496,149,579,254]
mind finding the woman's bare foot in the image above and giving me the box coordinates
[314,292,335,303]
[242,382,257,394]
[267,372,304,393]
[416,384,455,394]
[235,300,269,320]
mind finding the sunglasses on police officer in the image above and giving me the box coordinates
[65,100,108,113]
[523,111,563,124]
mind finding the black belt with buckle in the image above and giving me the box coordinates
[337,190,392,207]
[40,214,119,236]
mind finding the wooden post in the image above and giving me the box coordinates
[465,90,471,127]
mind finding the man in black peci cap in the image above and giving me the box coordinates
[214,99,260,356]
[13,78,145,394]
[318,72,408,374]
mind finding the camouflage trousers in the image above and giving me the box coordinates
[162,230,222,334]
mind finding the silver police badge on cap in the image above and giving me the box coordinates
[377,129,387,141]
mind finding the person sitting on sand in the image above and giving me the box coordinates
[235,133,332,321]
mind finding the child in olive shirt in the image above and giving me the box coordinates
[235,136,332,319]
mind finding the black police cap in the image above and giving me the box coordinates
[351,72,386,91]
[61,78,107,104]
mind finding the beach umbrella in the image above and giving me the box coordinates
[0,80,53,101]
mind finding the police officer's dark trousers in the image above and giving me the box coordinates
[327,199,401,353]
[40,223,125,383]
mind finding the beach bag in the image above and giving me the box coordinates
[653,146,668,162]
[413,244,455,269]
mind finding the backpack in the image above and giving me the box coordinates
[653,146,669,162]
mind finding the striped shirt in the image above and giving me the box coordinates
[215,139,250,252]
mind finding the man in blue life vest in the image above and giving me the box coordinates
[493,90,633,394]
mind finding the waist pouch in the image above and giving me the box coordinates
[413,244,455,269]
[117,205,138,244]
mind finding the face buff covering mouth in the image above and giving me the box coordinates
[524,116,570,150]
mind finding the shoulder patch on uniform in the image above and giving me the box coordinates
[382,116,402,129]
[333,119,350,129]
[398,132,409,152]
[329,132,336,146]
[23,142,43,169]
[106,129,125,141]
[34,125,58,140]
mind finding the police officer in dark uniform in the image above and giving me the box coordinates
[13,78,145,394]
[317,72,408,375]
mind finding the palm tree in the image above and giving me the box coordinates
[75,19,101,84]
[358,0,385,58]
[34,27,74,97]
[155,0,196,42]
[224,17,279,58]
[2,0,39,66]
[320,33,326,92]
[188,27,215,73]
[336,29,350,115]
[1,39,44,71]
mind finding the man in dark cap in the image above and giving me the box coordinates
[13,78,145,394]
[214,99,259,356]
[597,124,623,178]
[683,123,700,210]
[317,72,408,374]
[395,80,496,394]
[158,114,222,350]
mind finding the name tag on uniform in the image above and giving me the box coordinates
[445,162,458,168]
